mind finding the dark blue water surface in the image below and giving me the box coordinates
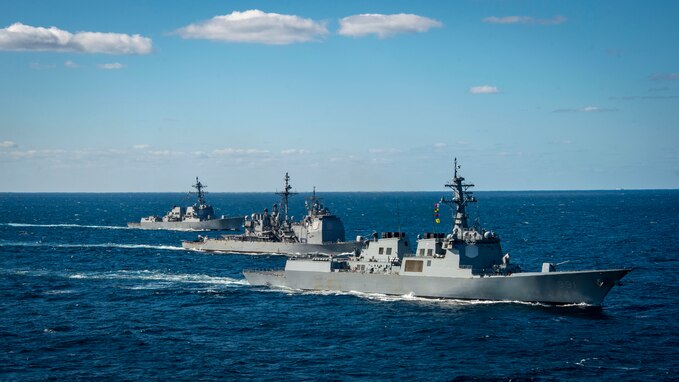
[1,191,677,381]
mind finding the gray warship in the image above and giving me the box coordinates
[182,173,363,255]
[244,160,631,306]
[128,177,243,231]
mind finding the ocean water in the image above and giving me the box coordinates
[0,191,677,381]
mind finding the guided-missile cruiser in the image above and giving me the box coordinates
[182,173,362,255]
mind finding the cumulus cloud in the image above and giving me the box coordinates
[0,22,152,54]
[174,10,328,45]
[553,106,618,113]
[338,13,442,38]
[483,15,567,25]
[98,62,124,70]
[0,140,18,148]
[469,85,499,94]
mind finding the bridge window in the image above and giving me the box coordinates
[378,247,384,254]
[427,249,433,256]
[404,260,424,272]
[386,248,392,255]
[419,249,425,255]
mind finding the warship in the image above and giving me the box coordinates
[182,173,363,255]
[244,160,630,306]
[128,177,243,231]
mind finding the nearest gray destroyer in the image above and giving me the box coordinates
[182,173,362,255]
[244,160,630,305]
[128,177,243,231]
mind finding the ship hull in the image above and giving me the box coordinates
[182,238,362,256]
[128,216,243,231]
[243,268,630,305]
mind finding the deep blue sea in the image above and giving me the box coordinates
[1,191,678,381]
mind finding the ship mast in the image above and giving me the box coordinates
[441,158,476,238]
[192,177,207,206]
[275,172,297,221]
[306,186,326,216]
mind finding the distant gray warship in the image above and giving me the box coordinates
[182,173,362,255]
[128,177,243,231]
[244,160,630,306]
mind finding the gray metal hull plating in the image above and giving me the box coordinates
[243,268,630,305]
[128,217,243,231]
[183,239,362,256]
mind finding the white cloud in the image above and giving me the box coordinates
[469,85,499,94]
[0,148,68,159]
[64,60,79,68]
[174,10,328,45]
[0,140,18,148]
[483,15,567,25]
[0,22,152,54]
[433,143,448,149]
[553,106,618,113]
[368,148,401,154]
[330,155,362,163]
[582,106,602,112]
[212,148,269,155]
[98,62,124,70]
[281,149,310,155]
[133,144,149,149]
[338,13,442,38]
[147,150,184,157]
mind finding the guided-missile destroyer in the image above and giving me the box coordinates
[128,177,243,231]
[244,160,630,306]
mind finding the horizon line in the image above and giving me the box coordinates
[0,188,677,194]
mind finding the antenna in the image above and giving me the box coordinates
[306,186,324,216]
[441,157,476,236]
[192,177,207,206]
[275,172,297,221]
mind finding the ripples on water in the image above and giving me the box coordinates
[1,191,678,380]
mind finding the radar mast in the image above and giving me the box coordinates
[305,186,323,216]
[275,172,297,221]
[192,177,207,206]
[441,158,477,238]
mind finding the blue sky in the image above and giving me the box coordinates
[1,0,677,192]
